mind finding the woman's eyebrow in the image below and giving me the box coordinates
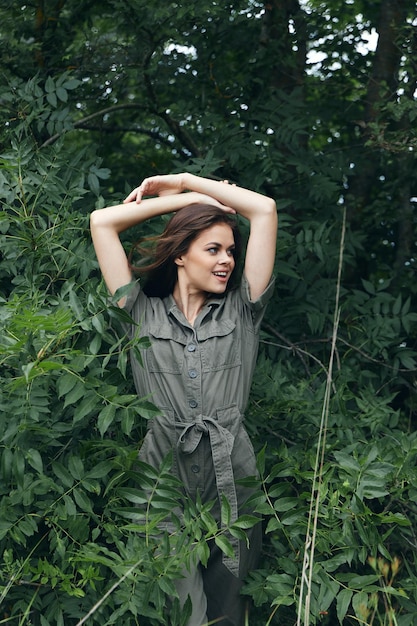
[204,241,235,248]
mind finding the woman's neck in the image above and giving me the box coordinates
[172,283,207,325]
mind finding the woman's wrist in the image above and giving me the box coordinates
[181,172,194,192]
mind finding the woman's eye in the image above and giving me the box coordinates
[208,247,218,254]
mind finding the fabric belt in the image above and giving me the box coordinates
[176,414,240,577]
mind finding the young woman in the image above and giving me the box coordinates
[90,173,277,626]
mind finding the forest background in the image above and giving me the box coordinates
[1,0,417,624]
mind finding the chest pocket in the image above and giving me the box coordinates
[145,325,187,374]
[198,319,241,372]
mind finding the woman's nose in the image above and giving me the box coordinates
[219,252,231,263]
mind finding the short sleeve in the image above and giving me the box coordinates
[121,280,141,314]
[238,273,275,331]
[240,273,275,308]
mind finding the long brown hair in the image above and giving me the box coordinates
[130,204,242,298]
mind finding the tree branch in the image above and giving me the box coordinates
[40,103,150,148]
[141,48,202,158]
[71,122,190,159]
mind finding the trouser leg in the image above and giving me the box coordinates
[174,522,261,626]
[175,562,208,626]
[202,523,262,626]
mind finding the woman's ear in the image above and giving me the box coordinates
[174,256,184,266]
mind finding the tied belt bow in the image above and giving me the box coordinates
[177,414,240,577]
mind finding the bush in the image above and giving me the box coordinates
[2,77,417,625]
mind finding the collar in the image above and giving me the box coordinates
[164,293,225,326]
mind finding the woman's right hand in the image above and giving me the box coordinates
[124,174,186,204]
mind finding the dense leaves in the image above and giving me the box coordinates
[1,0,417,624]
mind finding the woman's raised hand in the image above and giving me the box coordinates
[123,174,236,213]
[124,174,186,204]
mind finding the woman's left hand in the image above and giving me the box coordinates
[192,193,236,213]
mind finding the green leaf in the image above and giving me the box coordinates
[256,446,266,476]
[135,400,161,420]
[88,172,100,196]
[62,78,81,90]
[276,261,300,279]
[200,509,218,535]
[220,494,231,527]
[392,293,402,316]
[97,403,116,436]
[157,574,177,596]
[231,515,261,530]
[52,461,74,488]
[46,91,57,107]
[56,86,68,102]
[26,448,43,474]
[68,288,84,320]
[73,392,98,423]
[352,591,370,620]
[63,380,86,407]
[68,456,84,480]
[118,487,148,505]
[361,279,376,295]
[22,361,36,382]
[273,497,298,512]
[337,588,353,624]
[214,534,234,558]
[196,540,210,567]
[73,488,93,513]
[265,517,282,534]
[86,461,112,480]
[63,494,77,516]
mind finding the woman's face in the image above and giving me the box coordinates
[175,223,236,295]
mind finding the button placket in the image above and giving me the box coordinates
[182,332,205,491]
[185,333,201,417]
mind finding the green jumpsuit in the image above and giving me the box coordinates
[123,274,275,625]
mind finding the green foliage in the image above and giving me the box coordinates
[0,135,261,624]
[1,1,417,624]
[245,371,417,624]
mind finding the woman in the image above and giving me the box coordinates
[90,172,277,625]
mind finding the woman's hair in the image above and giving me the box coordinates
[130,203,242,298]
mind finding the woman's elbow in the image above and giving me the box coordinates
[264,198,278,227]
[266,197,277,214]
[90,209,112,235]
[89,210,101,229]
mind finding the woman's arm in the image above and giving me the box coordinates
[184,174,277,300]
[125,173,278,300]
[90,190,223,299]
